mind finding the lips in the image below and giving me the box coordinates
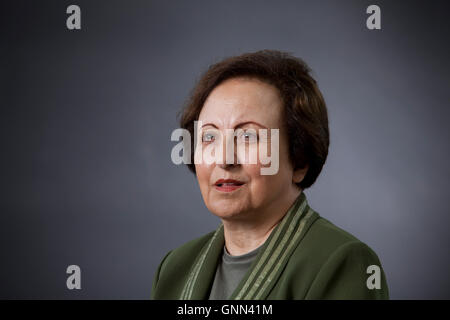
[214,179,245,192]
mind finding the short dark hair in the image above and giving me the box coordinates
[179,50,329,189]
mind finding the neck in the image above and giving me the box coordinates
[222,189,302,256]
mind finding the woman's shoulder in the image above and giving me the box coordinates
[177,229,216,251]
[292,213,384,271]
[307,215,360,244]
[295,214,389,299]
[151,230,218,299]
[159,229,217,267]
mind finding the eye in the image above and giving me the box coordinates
[202,132,216,143]
[239,130,258,142]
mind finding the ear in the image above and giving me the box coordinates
[293,165,309,184]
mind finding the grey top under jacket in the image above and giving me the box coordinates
[208,243,263,300]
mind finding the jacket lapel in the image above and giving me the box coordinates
[230,192,319,300]
[179,224,224,300]
[180,192,319,300]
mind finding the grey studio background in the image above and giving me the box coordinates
[1,0,449,299]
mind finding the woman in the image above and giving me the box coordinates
[151,50,389,300]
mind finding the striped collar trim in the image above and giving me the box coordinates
[180,192,317,300]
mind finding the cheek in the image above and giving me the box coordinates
[243,163,273,194]
[248,165,285,191]
[244,145,292,194]
[195,164,212,190]
[235,143,259,165]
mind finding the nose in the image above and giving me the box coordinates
[217,162,234,169]
[217,130,239,169]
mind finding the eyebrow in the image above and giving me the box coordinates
[201,121,268,129]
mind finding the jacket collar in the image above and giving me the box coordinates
[180,192,319,300]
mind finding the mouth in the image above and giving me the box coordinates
[214,179,245,193]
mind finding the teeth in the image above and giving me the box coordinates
[216,182,243,187]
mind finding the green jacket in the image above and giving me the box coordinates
[151,192,389,300]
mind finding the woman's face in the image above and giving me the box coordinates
[195,77,304,221]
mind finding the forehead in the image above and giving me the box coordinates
[198,77,283,128]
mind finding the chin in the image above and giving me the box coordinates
[207,201,248,220]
